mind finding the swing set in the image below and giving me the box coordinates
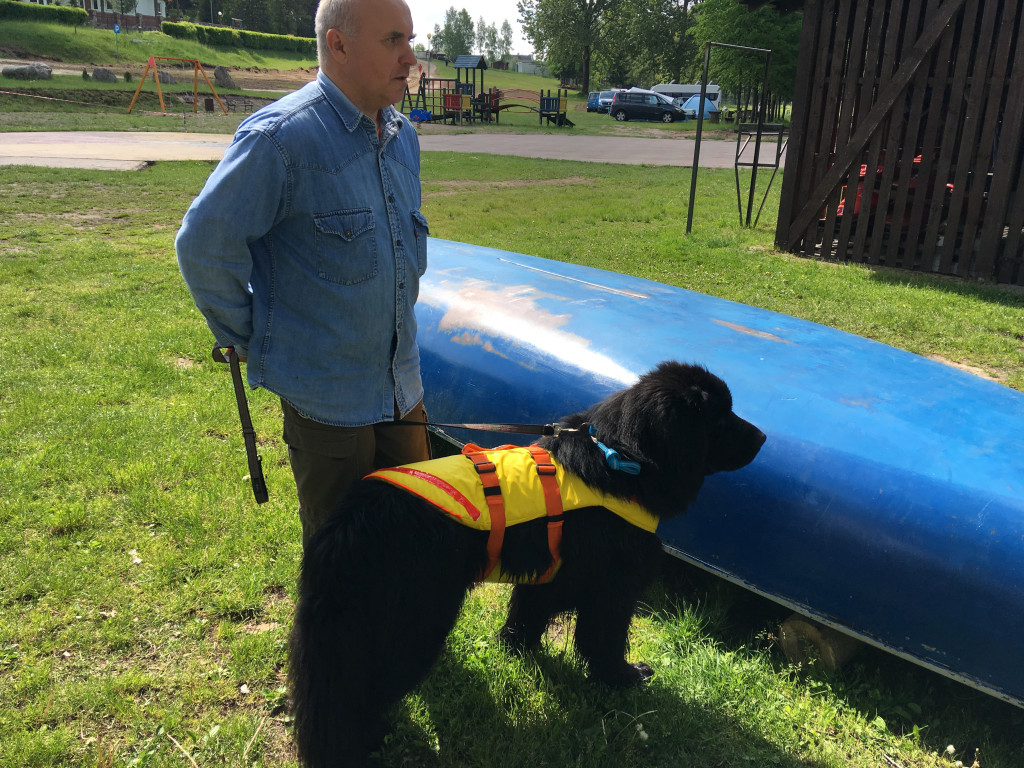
[127,56,227,115]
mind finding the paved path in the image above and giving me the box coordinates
[0,129,785,171]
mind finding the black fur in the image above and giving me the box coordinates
[289,361,765,767]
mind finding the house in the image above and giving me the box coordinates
[89,0,167,31]
[514,55,548,77]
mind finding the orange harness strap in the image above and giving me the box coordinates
[527,445,564,584]
[462,444,507,580]
[461,444,565,584]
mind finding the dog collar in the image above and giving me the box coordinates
[589,425,641,475]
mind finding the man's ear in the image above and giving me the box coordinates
[325,27,348,62]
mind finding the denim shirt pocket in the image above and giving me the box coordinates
[314,209,378,285]
[411,210,429,277]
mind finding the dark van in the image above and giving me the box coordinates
[609,89,687,122]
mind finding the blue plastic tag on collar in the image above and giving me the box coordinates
[589,425,641,475]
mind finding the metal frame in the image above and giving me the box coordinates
[687,41,772,233]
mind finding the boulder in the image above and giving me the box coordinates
[214,65,237,89]
[1,62,52,80]
[157,70,176,84]
[92,67,118,83]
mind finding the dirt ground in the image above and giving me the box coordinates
[0,48,319,91]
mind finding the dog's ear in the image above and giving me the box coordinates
[625,361,764,478]
[587,363,718,490]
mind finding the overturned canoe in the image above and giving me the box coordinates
[414,238,1024,709]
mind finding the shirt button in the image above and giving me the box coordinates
[396,240,403,247]
[345,230,353,237]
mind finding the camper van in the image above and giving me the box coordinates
[651,83,721,104]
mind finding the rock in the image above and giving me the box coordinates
[156,70,176,84]
[214,65,237,89]
[1,62,52,80]
[92,67,118,83]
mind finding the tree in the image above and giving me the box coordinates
[231,0,273,33]
[597,0,696,88]
[689,0,801,114]
[497,20,514,59]
[483,22,499,59]
[432,7,475,60]
[476,15,487,54]
[518,0,620,93]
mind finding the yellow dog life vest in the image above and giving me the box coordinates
[367,444,658,584]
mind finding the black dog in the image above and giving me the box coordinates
[289,362,765,766]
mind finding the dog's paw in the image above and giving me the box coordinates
[497,625,540,655]
[590,661,654,688]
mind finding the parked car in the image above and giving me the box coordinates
[596,90,617,113]
[673,97,697,120]
[609,89,687,122]
[586,91,600,112]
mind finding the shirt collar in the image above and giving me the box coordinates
[317,70,404,139]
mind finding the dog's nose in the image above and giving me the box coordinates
[706,414,765,473]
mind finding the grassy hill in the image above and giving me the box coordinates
[1,19,565,92]
[0,20,316,70]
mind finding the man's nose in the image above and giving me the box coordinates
[400,41,417,66]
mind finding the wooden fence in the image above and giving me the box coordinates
[776,0,1024,285]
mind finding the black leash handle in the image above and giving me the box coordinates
[212,345,269,504]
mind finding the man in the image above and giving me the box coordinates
[175,0,431,548]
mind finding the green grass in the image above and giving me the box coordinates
[0,20,315,70]
[2,157,1022,767]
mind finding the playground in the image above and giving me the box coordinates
[401,55,573,128]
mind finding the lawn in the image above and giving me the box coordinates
[1,155,1022,768]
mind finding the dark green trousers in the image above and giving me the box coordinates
[281,399,430,549]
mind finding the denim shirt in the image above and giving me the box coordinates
[176,72,428,426]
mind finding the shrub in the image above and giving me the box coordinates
[160,20,315,57]
[0,0,88,26]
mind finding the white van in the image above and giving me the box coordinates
[651,83,721,104]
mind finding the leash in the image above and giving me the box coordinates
[389,419,581,437]
[391,419,640,474]
[208,353,635,497]
[212,345,269,504]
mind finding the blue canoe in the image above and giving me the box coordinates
[415,238,1024,709]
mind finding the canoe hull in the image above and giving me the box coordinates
[415,238,1024,707]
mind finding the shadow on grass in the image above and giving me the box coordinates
[375,557,827,768]
[393,651,822,768]
[861,261,1024,308]
[377,554,1024,766]
[650,555,1024,768]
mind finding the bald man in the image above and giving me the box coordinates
[176,0,431,548]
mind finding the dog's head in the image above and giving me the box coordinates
[554,361,765,518]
